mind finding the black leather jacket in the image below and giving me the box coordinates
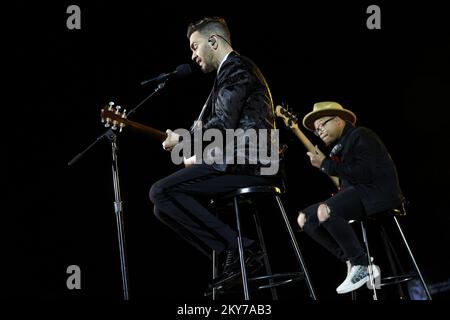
[188,51,277,176]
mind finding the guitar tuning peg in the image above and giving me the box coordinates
[105,123,110,127]
[122,109,127,118]
[115,105,121,114]
[108,102,114,110]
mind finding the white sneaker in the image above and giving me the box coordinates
[336,264,380,294]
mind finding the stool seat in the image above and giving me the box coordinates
[219,185,283,199]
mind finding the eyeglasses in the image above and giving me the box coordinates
[314,117,336,137]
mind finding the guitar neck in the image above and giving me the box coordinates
[123,118,167,142]
[290,125,316,154]
[291,125,340,189]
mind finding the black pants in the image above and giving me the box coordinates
[301,186,368,266]
[150,164,273,259]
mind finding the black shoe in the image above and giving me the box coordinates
[209,243,264,288]
[222,248,240,275]
[204,259,264,297]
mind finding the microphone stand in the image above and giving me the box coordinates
[68,80,168,300]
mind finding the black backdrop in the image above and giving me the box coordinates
[11,1,450,301]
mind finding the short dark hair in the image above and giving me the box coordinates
[187,16,231,44]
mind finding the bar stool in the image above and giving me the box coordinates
[352,203,432,300]
[209,185,317,300]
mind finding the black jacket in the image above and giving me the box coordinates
[320,122,403,215]
[189,51,277,176]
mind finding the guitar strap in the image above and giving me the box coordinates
[190,78,217,133]
[330,143,342,161]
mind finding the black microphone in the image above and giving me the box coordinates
[140,64,191,85]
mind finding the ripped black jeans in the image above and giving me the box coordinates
[300,186,368,266]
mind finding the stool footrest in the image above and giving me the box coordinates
[250,272,305,290]
[380,273,417,287]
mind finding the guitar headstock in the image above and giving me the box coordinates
[101,101,127,132]
[275,104,299,129]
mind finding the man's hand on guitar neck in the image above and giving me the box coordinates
[307,145,326,169]
[162,129,180,151]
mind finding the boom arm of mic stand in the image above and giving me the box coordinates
[67,129,113,166]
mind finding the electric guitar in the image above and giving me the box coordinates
[100,102,167,141]
[275,104,340,189]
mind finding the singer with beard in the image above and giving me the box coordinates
[149,16,278,291]
[297,102,403,295]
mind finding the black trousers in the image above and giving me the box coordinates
[150,164,273,259]
[301,186,368,266]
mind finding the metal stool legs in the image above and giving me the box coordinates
[393,216,432,300]
[275,195,317,300]
[232,194,317,300]
[358,216,432,300]
[379,223,409,298]
[252,207,279,300]
[360,221,378,300]
[212,185,317,300]
[212,249,218,300]
[233,196,251,300]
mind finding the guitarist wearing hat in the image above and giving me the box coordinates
[296,101,403,294]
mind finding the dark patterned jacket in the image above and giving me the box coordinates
[189,51,278,176]
[320,122,403,215]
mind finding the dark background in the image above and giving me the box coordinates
[11,1,450,301]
